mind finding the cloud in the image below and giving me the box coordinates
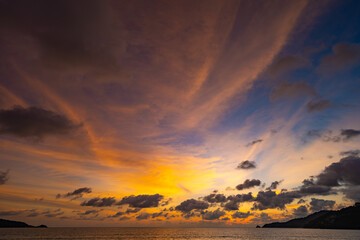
[316,155,360,187]
[306,129,360,142]
[203,193,227,203]
[224,193,254,211]
[119,216,130,221]
[297,199,306,204]
[340,150,360,157]
[81,197,116,207]
[77,210,99,216]
[125,208,141,214]
[236,179,261,190]
[109,211,125,218]
[136,212,151,220]
[27,209,64,218]
[236,160,256,170]
[56,187,92,199]
[266,180,283,190]
[309,198,335,212]
[117,194,164,208]
[342,186,360,202]
[160,198,172,206]
[0,210,23,216]
[201,208,225,220]
[293,205,308,217]
[266,55,307,79]
[306,99,333,113]
[245,139,263,147]
[175,199,209,213]
[251,212,274,223]
[151,212,163,218]
[270,81,317,101]
[319,42,360,71]
[44,210,64,218]
[0,106,81,139]
[341,129,360,140]
[231,211,251,219]
[0,169,9,185]
[295,156,360,201]
[252,190,301,210]
[298,178,333,196]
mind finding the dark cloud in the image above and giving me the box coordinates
[0,169,9,185]
[1,209,66,218]
[125,208,141,214]
[231,211,251,219]
[109,211,125,218]
[236,160,256,170]
[236,179,261,190]
[175,199,209,213]
[119,216,130,221]
[182,211,197,219]
[320,42,360,71]
[27,212,41,217]
[136,212,151,220]
[160,198,172,206]
[340,150,360,157]
[342,186,360,202]
[78,210,99,216]
[252,212,274,223]
[203,193,227,203]
[56,187,92,199]
[0,106,81,139]
[298,178,333,196]
[297,199,306,204]
[309,198,335,212]
[316,156,360,187]
[293,205,308,217]
[296,156,360,201]
[44,210,64,218]
[223,201,239,211]
[306,99,333,113]
[151,212,163,218]
[224,193,254,211]
[305,129,360,142]
[252,190,301,210]
[266,55,307,79]
[201,208,225,220]
[0,210,23,216]
[81,197,116,207]
[245,139,263,147]
[341,129,360,140]
[117,194,163,208]
[270,81,316,101]
[266,180,283,190]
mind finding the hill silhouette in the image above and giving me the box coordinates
[263,203,360,229]
[0,218,47,228]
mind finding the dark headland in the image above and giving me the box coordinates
[263,203,360,229]
[0,219,47,228]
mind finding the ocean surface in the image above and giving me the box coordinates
[1,227,360,240]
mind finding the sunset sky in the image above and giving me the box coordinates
[1,0,360,227]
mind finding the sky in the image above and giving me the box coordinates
[0,0,360,227]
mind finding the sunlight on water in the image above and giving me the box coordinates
[1,228,360,240]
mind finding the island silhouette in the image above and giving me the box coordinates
[263,203,360,229]
[0,218,47,228]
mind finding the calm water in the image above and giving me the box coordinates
[0,227,360,240]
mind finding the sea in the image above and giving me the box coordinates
[0,227,360,240]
